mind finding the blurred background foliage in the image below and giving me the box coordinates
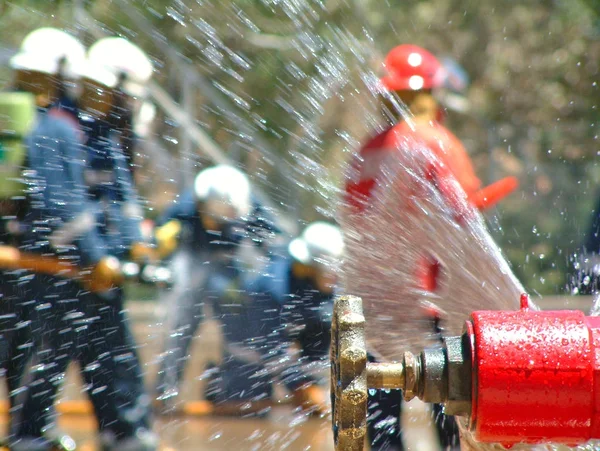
[1,0,600,295]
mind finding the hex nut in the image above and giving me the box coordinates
[444,334,472,416]
[403,351,418,401]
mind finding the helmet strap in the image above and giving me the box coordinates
[55,56,68,100]
[394,89,437,121]
[108,72,135,170]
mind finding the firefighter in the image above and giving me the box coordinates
[154,164,255,412]
[347,44,517,450]
[284,222,342,365]
[7,28,145,451]
[0,90,36,437]
[206,221,344,415]
[79,40,157,450]
[87,37,153,175]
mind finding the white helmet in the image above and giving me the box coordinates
[79,60,119,89]
[288,222,344,266]
[10,28,86,78]
[87,37,153,97]
[194,165,251,219]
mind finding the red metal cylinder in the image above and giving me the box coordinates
[469,296,600,446]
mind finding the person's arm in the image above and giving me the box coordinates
[112,142,144,248]
[57,127,127,291]
[468,176,519,211]
[156,190,196,226]
[44,123,108,266]
[245,198,282,248]
[151,190,197,258]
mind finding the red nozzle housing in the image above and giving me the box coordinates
[468,300,600,446]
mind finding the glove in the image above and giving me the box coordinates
[89,255,124,293]
[130,241,158,264]
[428,165,518,222]
[0,245,20,269]
[469,176,518,211]
[155,219,182,259]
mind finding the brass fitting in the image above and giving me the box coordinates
[366,362,404,390]
[331,295,368,451]
[331,295,472,451]
[366,352,421,401]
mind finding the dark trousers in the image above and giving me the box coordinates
[367,388,404,450]
[295,319,331,362]
[158,262,314,404]
[366,354,459,450]
[0,269,35,416]
[13,276,148,442]
[82,289,151,435]
[432,403,460,450]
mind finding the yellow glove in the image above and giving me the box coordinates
[155,219,182,259]
[130,241,159,264]
[89,256,124,293]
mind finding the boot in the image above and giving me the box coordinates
[10,434,76,451]
[99,428,157,451]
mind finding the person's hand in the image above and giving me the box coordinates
[130,241,158,264]
[89,255,124,293]
[155,219,182,259]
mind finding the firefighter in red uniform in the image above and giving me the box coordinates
[346,44,518,450]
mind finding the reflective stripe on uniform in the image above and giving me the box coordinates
[84,169,114,186]
[48,210,96,248]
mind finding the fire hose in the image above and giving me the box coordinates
[0,245,172,293]
[331,294,600,450]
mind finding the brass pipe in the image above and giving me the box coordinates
[366,362,405,390]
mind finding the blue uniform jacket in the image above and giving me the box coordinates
[239,248,333,387]
[246,249,334,330]
[23,106,107,266]
[158,186,282,255]
[157,189,244,256]
[80,114,143,259]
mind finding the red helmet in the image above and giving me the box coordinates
[380,44,444,91]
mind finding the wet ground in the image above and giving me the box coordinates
[0,402,437,450]
[0,402,438,450]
